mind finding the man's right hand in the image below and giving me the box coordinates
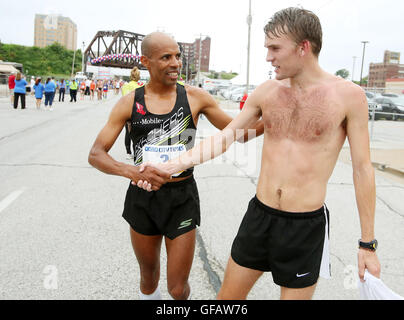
[129,164,171,191]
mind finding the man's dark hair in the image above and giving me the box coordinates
[264,7,322,57]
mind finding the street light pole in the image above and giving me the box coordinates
[246,0,252,90]
[81,41,85,74]
[352,56,357,82]
[359,41,369,87]
[71,49,76,78]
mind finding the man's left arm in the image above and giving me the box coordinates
[346,87,381,281]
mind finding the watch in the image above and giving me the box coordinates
[358,239,378,251]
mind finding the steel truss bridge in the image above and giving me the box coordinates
[83,30,190,74]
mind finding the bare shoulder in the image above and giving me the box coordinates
[249,79,283,108]
[332,78,368,114]
[110,90,134,121]
[184,84,213,102]
[183,83,218,113]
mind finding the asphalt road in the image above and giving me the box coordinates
[0,93,403,300]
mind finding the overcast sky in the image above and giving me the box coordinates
[1,0,403,85]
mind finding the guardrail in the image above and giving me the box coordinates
[369,106,404,140]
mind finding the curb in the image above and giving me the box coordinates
[372,162,404,177]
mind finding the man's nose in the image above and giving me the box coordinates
[170,56,180,68]
[266,51,274,63]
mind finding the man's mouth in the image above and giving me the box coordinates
[167,71,178,79]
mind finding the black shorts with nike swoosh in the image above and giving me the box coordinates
[122,176,200,240]
[231,196,330,289]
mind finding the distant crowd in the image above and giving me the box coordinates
[7,72,126,110]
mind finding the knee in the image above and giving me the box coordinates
[167,282,188,300]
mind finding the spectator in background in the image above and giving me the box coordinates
[85,78,91,96]
[239,90,248,111]
[70,79,78,102]
[51,77,57,104]
[25,75,31,95]
[97,80,103,100]
[44,77,56,110]
[66,79,71,95]
[58,79,66,102]
[33,78,45,110]
[90,80,96,100]
[30,76,36,96]
[80,81,86,100]
[8,72,16,106]
[121,66,143,159]
[115,80,120,95]
[13,72,27,109]
[102,80,108,99]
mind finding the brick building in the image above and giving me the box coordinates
[179,36,211,78]
[368,50,404,88]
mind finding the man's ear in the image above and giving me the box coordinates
[299,40,311,57]
[140,55,149,68]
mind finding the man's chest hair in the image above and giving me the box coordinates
[262,87,344,142]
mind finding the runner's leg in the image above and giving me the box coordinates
[130,228,163,294]
[280,284,317,300]
[217,256,263,300]
[165,229,196,300]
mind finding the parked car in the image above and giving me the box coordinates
[374,96,404,120]
[232,88,255,102]
[230,87,247,101]
[367,97,382,120]
[381,93,399,97]
[365,91,381,99]
[222,86,243,100]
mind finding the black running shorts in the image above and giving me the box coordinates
[122,176,200,240]
[231,196,329,289]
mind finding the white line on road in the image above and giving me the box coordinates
[0,189,25,214]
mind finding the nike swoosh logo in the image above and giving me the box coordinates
[296,272,310,278]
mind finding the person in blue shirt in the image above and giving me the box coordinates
[44,77,56,110]
[33,78,45,109]
[58,79,66,102]
[13,72,28,109]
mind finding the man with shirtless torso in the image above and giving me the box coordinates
[139,8,381,300]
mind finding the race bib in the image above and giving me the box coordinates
[142,144,186,177]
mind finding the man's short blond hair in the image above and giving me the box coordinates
[264,7,323,57]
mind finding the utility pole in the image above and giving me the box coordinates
[351,56,357,82]
[359,41,369,87]
[81,41,85,74]
[246,0,252,90]
[71,49,76,77]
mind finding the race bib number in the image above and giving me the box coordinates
[142,144,186,177]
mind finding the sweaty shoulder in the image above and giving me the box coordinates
[254,79,282,94]
[249,79,283,107]
[183,84,216,113]
[333,78,368,113]
[183,83,210,100]
[114,89,134,120]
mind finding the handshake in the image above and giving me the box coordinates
[132,162,173,192]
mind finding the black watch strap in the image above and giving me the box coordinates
[358,239,378,251]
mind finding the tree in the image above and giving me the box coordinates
[0,42,80,77]
[335,69,350,79]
